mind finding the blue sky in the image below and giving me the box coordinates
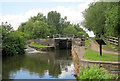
[0,0,100,37]
[2,2,83,15]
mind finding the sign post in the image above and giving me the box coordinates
[95,39,106,56]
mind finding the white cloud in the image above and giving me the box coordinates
[1,5,84,30]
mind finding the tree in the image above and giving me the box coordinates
[59,17,70,34]
[77,31,89,37]
[18,11,89,38]
[47,11,61,33]
[82,2,106,35]
[105,3,120,37]
[62,25,77,35]
[1,22,26,56]
[32,21,49,38]
[82,2,117,36]
[18,22,27,32]
[48,25,57,38]
[31,13,47,22]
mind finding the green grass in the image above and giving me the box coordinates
[92,37,118,52]
[30,42,47,47]
[84,48,118,62]
[85,39,90,47]
[103,42,118,52]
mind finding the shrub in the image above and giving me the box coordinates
[78,65,115,80]
[2,31,26,56]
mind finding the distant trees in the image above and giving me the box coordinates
[32,21,49,38]
[63,25,77,35]
[1,22,26,56]
[82,2,119,37]
[18,11,88,39]
[47,11,61,33]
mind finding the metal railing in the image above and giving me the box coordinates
[53,34,85,39]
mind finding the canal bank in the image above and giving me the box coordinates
[72,39,120,77]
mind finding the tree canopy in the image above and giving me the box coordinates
[82,2,119,37]
[1,22,26,56]
[18,11,88,38]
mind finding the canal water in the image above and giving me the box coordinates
[2,47,76,79]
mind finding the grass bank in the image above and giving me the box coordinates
[84,38,118,62]
[92,37,118,52]
[30,42,47,47]
[85,39,90,47]
[84,48,118,62]
[103,42,118,52]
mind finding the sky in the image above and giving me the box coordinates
[0,0,118,37]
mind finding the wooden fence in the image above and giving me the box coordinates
[104,36,119,46]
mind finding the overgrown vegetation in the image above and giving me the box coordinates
[18,11,89,39]
[78,65,116,79]
[1,22,26,56]
[30,42,47,47]
[85,39,90,47]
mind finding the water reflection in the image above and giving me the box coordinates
[2,49,75,79]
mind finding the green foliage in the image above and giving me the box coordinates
[85,39,90,47]
[77,31,89,37]
[32,21,49,39]
[82,2,107,35]
[103,42,118,52]
[82,2,119,37]
[105,3,120,37]
[30,42,47,47]
[78,65,114,79]
[47,11,61,33]
[63,25,77,34]
[18,11,88,39]
[1,22,26,56]
[48,25,57,38]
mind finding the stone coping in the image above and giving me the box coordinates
[80,59,120,64]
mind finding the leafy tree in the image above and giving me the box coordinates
[47,11,61,33]
[1,22,26,56]
[18,22,27,32]
[59,16,70,34]
[62,25,77,35]
[18,11,89,38]
[77,31,89,37]
[82,2,106,35]
[48,25,57,38]
[31,13,47,22]
[105,3,120,37]
[82,2,118,36]
[32,21,49,38]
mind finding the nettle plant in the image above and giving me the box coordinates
[78,65,117,80]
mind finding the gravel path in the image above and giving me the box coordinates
[89,39,119,55]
